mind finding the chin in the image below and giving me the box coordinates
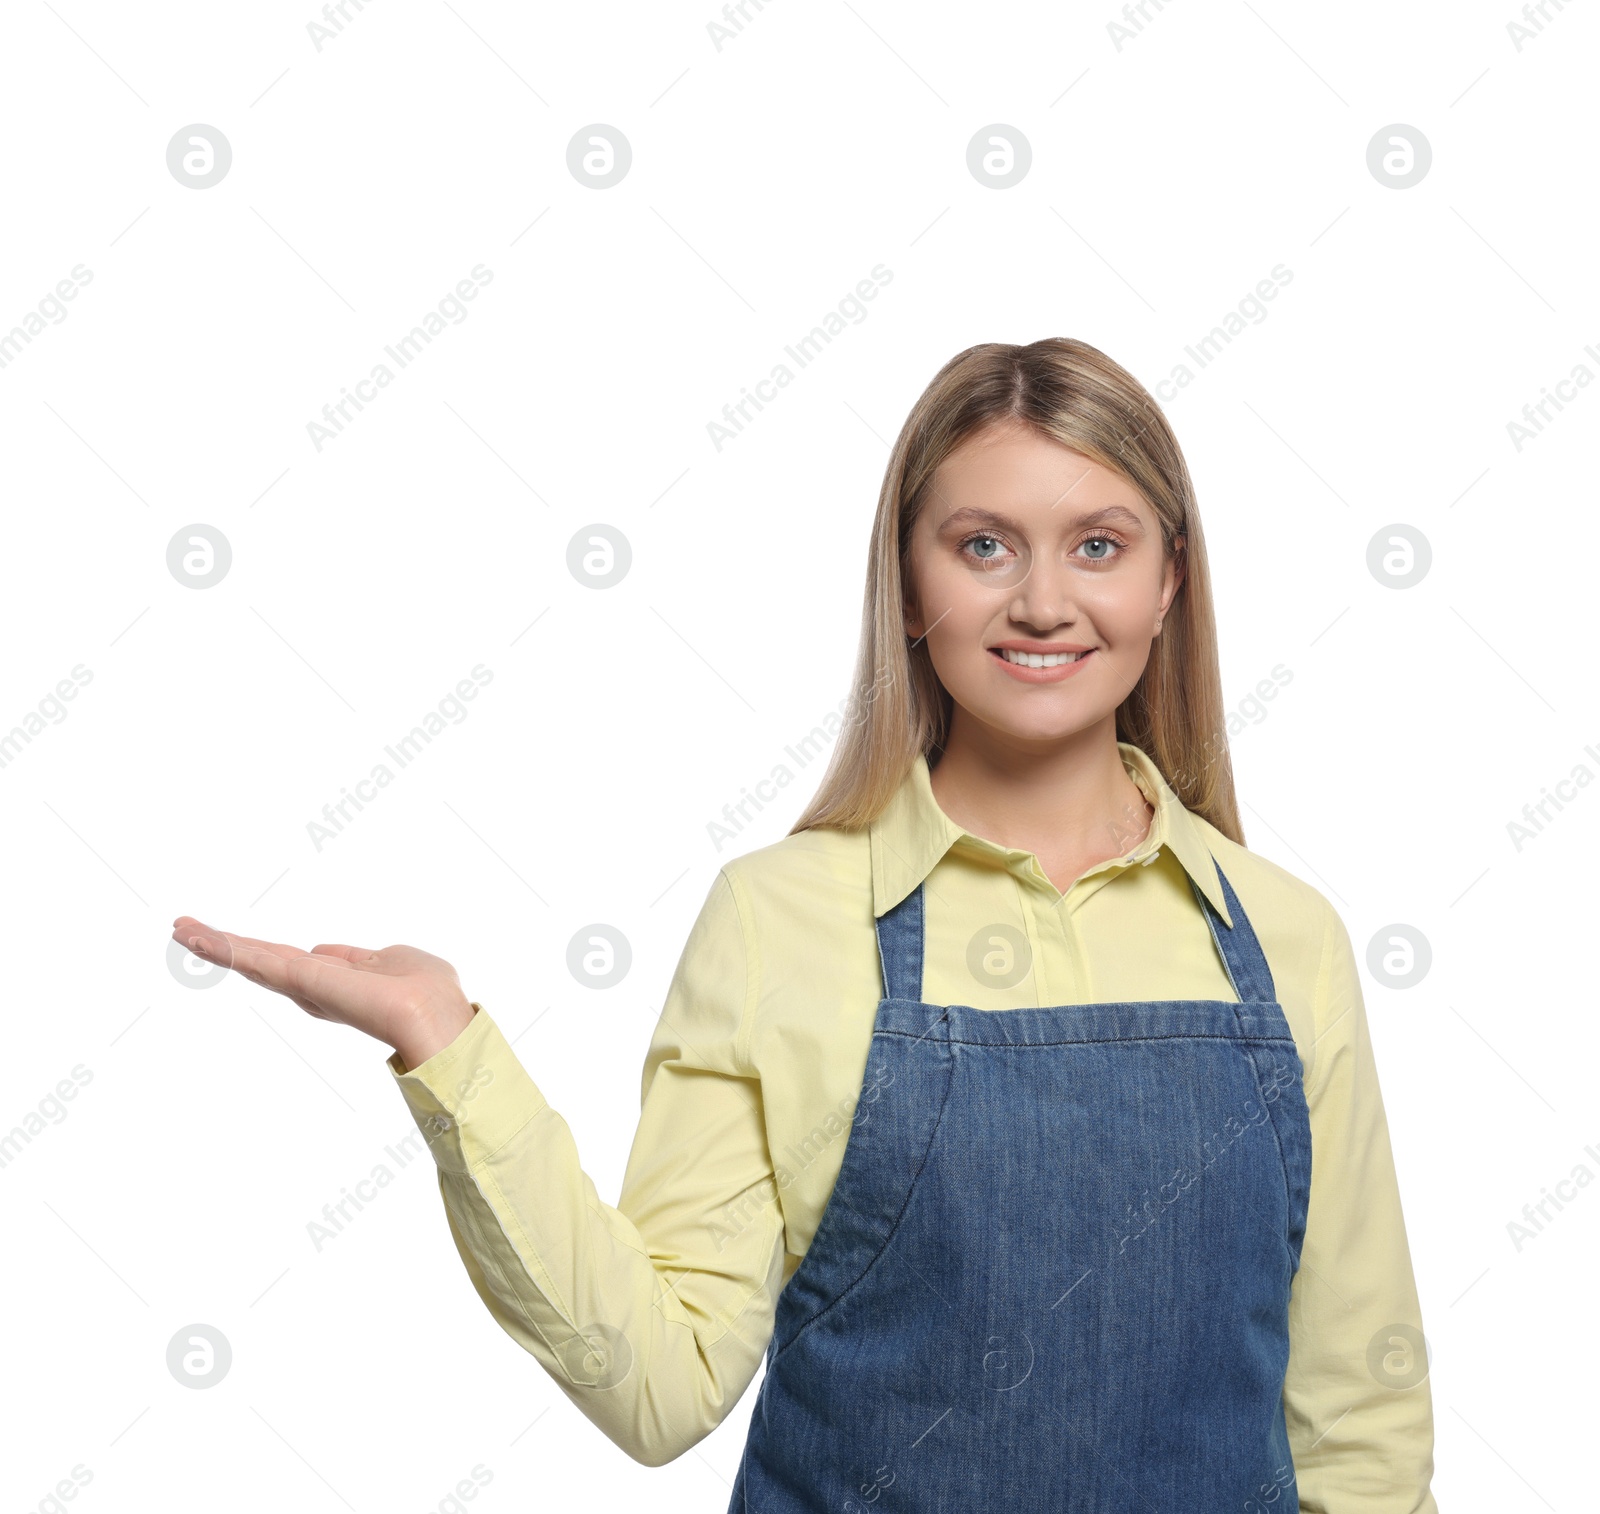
[969,703,1104,747]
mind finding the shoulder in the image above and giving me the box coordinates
[1188,813,1346,1005]
[659,831,870,1067]
[1195,814,1337,939]
[718,824,874,920]
[720,819,876,902]
[1189,814,1359,1094]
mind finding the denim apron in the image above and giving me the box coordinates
[728,858,1311,1512]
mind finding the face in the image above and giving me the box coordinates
[903,419,1184,751]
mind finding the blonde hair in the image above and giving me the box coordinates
[788,337,1245,845]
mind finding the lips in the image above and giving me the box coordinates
[987,645,1097,683]
[992,647,1091,668]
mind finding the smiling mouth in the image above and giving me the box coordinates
[990,648,1093,669]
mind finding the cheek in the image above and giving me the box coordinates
[914,556,992,628]
[1079,573,1161,634]
[919,581,994,680]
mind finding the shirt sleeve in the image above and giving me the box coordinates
[385,868,786,1466]
[1283,900,1440,1513]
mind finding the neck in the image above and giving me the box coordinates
[927,711,1154,862]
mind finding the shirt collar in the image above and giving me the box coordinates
[868,740,1231,926]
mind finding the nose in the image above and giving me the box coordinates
[1006,551,1079,631]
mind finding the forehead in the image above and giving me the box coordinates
[922,423,1153,529]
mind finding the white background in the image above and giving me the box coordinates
[2,1,1595,1510]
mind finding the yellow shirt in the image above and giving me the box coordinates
[388,741,1438,1509]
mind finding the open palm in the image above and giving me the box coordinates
[170,916,474,1068]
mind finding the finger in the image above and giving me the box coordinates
[175,920,303,957]
[177,921,369,975]
[174,921,303,975]
[307,943,379,964]
[176,926,350,1004]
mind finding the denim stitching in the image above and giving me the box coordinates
[771,1034,958,1363]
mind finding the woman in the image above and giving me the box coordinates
[173,339,1438,1511]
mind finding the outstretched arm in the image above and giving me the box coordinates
[386,869,786,1466]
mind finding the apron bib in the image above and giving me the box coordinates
[729,858,1312,1512]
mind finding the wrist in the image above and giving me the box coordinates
[392,995,476,1073]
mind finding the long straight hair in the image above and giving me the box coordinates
[788,337,1245,845]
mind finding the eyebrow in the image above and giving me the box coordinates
[934,504,1148,533]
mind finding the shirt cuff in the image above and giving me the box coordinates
[385,1003,549,1177]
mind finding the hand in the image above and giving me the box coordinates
[171,916,476,1070]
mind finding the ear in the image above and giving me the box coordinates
[902,585,924,640]
[1164,532,1187,605]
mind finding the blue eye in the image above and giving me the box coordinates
[1078,534,1126,562]
[956,531,1014,569]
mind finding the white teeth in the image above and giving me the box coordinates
[1000,649,1088,668]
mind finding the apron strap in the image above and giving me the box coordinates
[875,883,925,1002]
[1191,861,1278,1004]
